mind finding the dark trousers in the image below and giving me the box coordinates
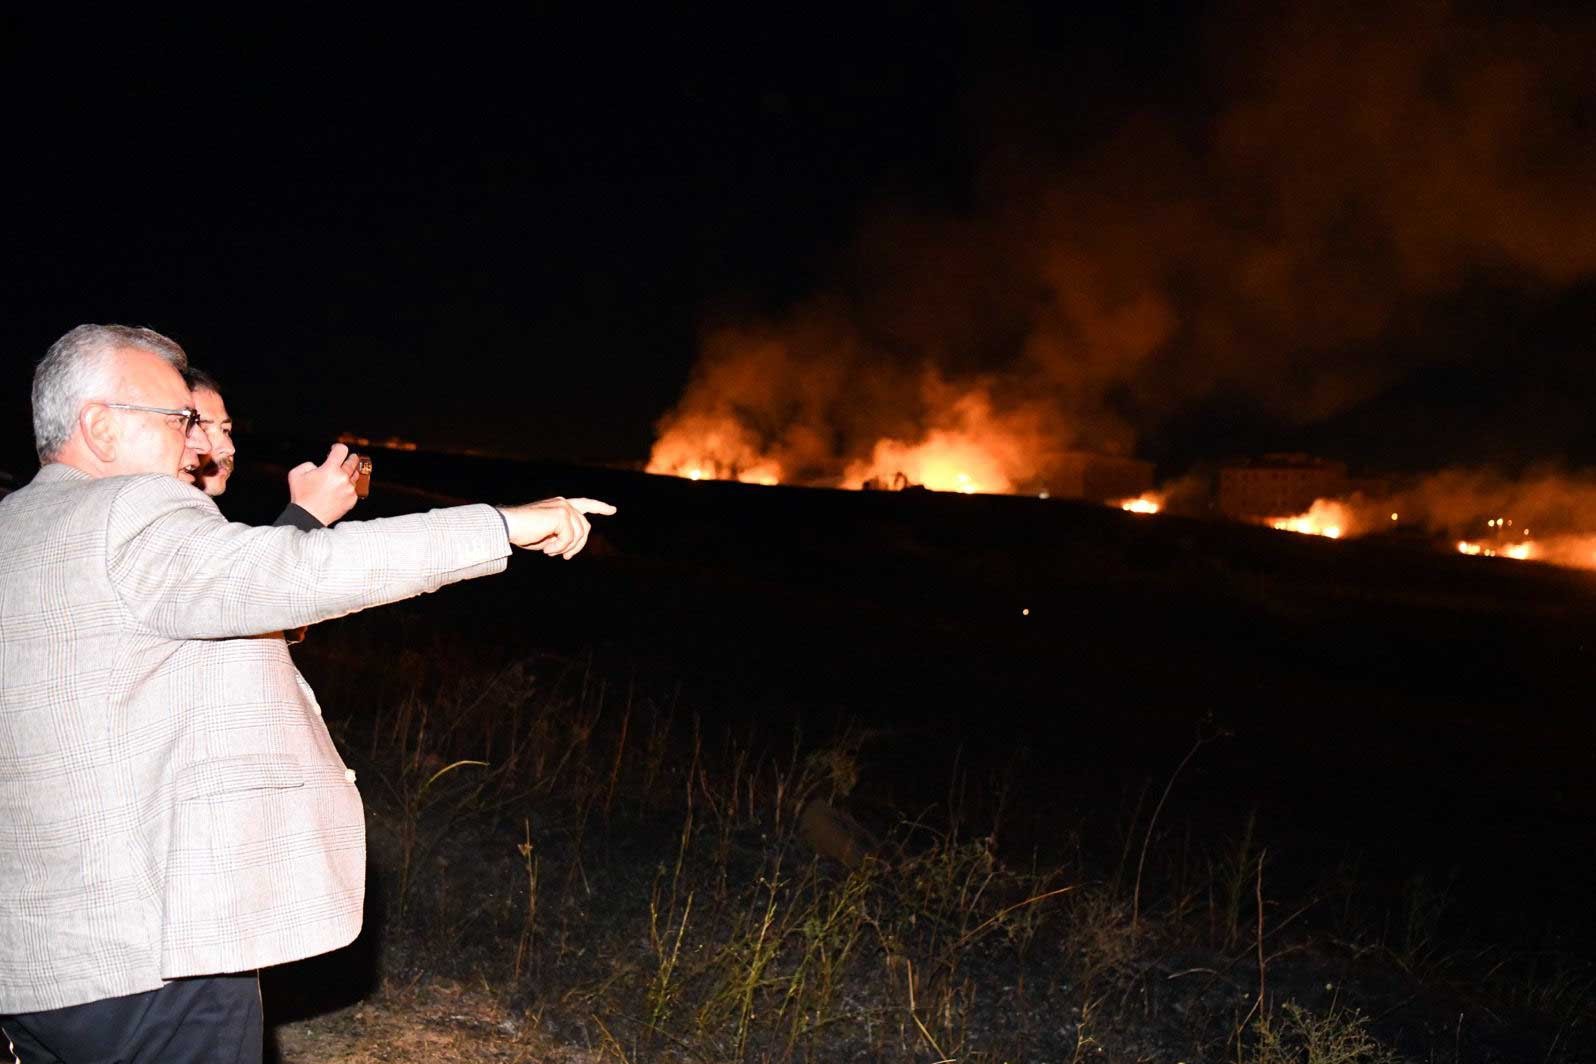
[1,973,261,1064]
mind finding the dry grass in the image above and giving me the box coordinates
[282,627,1591,1062]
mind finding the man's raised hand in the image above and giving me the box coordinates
[498,497,616,559]
[288,444,363,526]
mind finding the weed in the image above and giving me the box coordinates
[1388,870,1456,976]
[1247,1001,1403,1064]
[512,817,539,983]
[1217,809,1259,950]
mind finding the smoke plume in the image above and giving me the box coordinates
[650,3,1596,491]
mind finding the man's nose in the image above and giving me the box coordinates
[186,421,209,447]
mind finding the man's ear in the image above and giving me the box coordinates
[79,403,118,463]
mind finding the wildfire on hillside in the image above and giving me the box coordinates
[647,384,1064,498]
[843,433,1002,494]
[637,5,1596,576]
[1267,491,1596,572]
[643,330,1596,571]
[1266,499,1353,539]
[644,414,784,486]
[1456,540,1532,560]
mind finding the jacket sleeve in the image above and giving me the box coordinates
[104,474,511,640]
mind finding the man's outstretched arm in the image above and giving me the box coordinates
[105,475,615,640]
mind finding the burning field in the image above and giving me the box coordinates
[647,428,1596,575]
[641,3,1596,576]
[1254,469,1596,572]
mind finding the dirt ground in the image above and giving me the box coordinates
[272,982,602,1064]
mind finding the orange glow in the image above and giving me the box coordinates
[647,410,1596,576]
[843,431,1012,494]
[1517,534,1596,569]
[647,415,784,486]
[1119,493,1163,514]
[735,462,782,487]
[648,384,1054,495]
[1267,499,1352,539]
[1457,539,1533,561]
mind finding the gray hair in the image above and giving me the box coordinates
[33,324,189,462]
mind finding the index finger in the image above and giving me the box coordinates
[566,498,617,516]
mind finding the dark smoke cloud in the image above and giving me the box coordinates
[653,2,1596,486]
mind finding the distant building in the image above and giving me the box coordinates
[1218,453,1347,518]
[1043,452,1155,503]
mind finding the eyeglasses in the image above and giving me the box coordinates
[100,402,204,436]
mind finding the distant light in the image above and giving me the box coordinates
[1390,513,1399,521]
[1021,607,1030,617]
[1038,490,1050,500]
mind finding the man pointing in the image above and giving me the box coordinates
[0,324,614,1062]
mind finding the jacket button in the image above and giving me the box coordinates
[345,769,357,783]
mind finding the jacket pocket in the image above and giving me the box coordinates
[175,754,306,800]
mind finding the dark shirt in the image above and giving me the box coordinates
[273,503,324,531]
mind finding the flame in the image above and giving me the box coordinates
[646,413,1596,578]
[1119,494,1163,514]
[648,383,1052,495]
[1458,539,1533,560]
[842,430,1012,495]
[1267,499,1353,539]
[646,414,783,486]
[734,463,781,486]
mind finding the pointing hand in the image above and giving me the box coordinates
[498,497,617,559]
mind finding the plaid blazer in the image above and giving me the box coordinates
[0,464,510,1012]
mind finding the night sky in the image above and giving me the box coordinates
[5,5,1594,479]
